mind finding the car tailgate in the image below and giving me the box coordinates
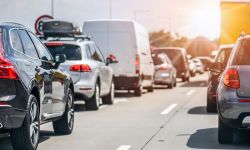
[60,61,83,84]
[237,66,250,97]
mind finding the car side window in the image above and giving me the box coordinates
[88,43,104,62]
[29,32,53,62]
[85,45,92,59]
[18,30,39,59]
[9,29,24,53]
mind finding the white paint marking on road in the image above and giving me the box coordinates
[200,82,206,86]
[114,98,129,104]
[186,90,195,96]
[160,104,177,115]
[116,145,131,150]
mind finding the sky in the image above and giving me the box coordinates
[0,0,221,40]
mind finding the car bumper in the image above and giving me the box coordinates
[218,86,250,129]
[74,79,95,100]
[0,106,26,129]
[114,76,140,90]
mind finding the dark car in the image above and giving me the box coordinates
[0,23,74,150]
[154,47,190,82]
[197,56,213,71]
[152,52,177,88]
[206,44,233,112]
[215,35,250,144]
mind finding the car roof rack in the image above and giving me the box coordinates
[40,20,84,40]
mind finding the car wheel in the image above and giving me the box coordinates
[102,80,115,105]
[207,96,217,113]
[168,82,174,89]
[10,94,40,150]
[218,116,234,144]
[85,83,100,110]
[182,77,186,82]
[134,85,142,96]
[147,83,154,92]
[53,89,74,135]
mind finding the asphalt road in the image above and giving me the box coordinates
[1,73,250,150]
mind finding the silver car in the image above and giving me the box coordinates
[45,39,117,110]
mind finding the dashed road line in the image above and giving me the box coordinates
[160,104,178,115]
[186,90,195,96]
[116,145,131,150]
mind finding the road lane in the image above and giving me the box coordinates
[1,73,249,150]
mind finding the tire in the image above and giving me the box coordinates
[134,85,142,96]
[85,83,100,110]
[182,77,186,82]
[102,81,115,105]
[174,80,177,87]
[218,116,234,144]
[53,89,74,135]
[147,83,154,92]
[10,95,40,150]
[207,96,217,113]
[168,82,174,89]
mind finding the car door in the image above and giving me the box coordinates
[88,43,108,95]
[29,33,66,116]
[95,44,113,94]
[17,29,53,119]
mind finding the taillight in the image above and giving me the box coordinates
[45,42,64,46]
[135,54,140,74]
[223,68,240,89]
[70,64,91,72]
[0,33,18,80]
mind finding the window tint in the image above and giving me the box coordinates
[29,32,53,61]
[232,39,250,65]
[88,44,104,62]
[18,30,39,59]
[10,30,24,53]
[47,44,82,60]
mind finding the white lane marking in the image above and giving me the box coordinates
[186,90,195,96]
[160,104,177,115]
[114,98,129,104]
[116,145,131,150]
[200,82,206,86]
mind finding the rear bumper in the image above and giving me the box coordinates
[114,76,140,90]
[0,107,26,129]
[217,85,250,129]
[74,79,95,100]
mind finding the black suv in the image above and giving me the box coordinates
[0,23,74,150]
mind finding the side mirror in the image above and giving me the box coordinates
[107,54,118,65]
[55,54,66,64]
[208,62,222,74]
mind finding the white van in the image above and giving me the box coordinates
[83,20,154,96]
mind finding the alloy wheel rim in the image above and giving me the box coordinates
[67,93,74,130]
[111,82,115,101]
[95,85,100,106]
[29,101,39,147]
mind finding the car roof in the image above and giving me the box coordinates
[219,44,234,50]
[0,22,27,29]
[155,47,186,52]
[44,38,93,46]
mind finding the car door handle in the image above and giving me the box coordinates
[35,67,41,73]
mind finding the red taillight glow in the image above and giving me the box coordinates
[135,54,140,74]
[70,64,91,72]
[223,69,240,89]
[45,42,64,46]
[0,33,18,80]
[239,99,250,103]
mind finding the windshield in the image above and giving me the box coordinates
[46,44,82,60]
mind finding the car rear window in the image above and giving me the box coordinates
[47,44,82,60]
[232,39,250,65]
[158,49,185,69]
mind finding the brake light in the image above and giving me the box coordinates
[223,69,240,89]
[135,54,140,74]
[45,42,64,46]
[0,33,18,80]
[70,64,91,72]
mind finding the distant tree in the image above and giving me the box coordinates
[149,30,188,48]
